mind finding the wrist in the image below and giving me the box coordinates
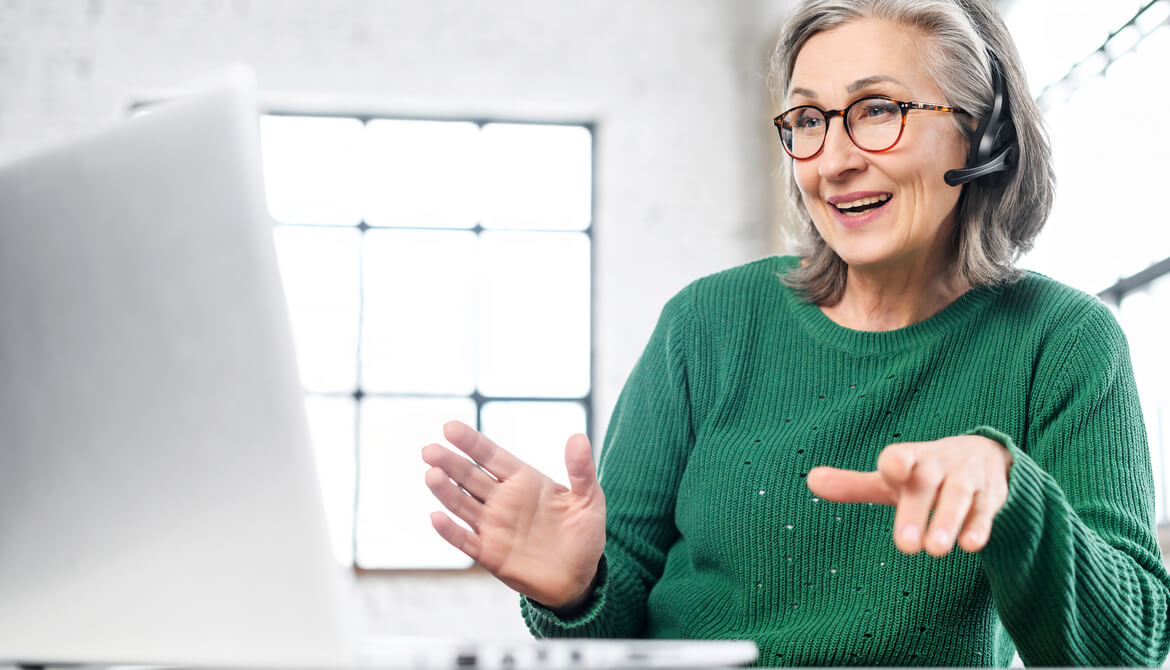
[543,558,604,619]
[965,426,1014,471]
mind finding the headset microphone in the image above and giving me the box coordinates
[944,54,1018,187]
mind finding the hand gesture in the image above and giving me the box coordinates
[806,435,1012,556]
[421,420,606,609]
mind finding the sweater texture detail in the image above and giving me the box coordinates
[520,256,1170,667]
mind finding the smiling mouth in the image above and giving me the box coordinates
[834,194,891,215]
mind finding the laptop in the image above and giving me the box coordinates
[0,68,756,670]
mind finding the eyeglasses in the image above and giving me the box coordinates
[774,96,967,160]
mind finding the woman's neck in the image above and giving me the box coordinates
[819,261,970,332]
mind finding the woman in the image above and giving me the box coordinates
[422,0,1170,665]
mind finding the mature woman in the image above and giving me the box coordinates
[422,0,1170,665]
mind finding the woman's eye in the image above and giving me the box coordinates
[862,103,896,119]
[797,115,823,130]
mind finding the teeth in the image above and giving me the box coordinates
[835,194,890,210]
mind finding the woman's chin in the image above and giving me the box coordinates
[830,245,901,271]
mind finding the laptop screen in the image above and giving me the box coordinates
[0,68,352,668]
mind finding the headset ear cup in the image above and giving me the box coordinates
[967,103,996,167]
[944,53,1018,187]
[980,55,1017,186]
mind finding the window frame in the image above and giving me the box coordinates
[258,107,600,573]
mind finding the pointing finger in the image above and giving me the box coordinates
[806,466,897,506]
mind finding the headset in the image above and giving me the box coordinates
[943,53,1018,187]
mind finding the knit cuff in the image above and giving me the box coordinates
[521,554,609,634]
[965,425,1046,561]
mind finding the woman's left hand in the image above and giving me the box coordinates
[806,435,1013,556]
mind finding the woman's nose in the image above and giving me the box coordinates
[817,117,866,179]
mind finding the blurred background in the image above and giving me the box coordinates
[3,0,1167,643]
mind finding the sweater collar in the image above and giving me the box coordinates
[776,256,1000,356]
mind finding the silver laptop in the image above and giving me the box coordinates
[0,67,756,670]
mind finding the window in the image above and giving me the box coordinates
[260,115,594,569]
[1009,0,1170,520]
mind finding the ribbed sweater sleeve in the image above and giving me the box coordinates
[522,290,696,638]
[977,299,1170,666]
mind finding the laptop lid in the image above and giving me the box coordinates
[0,67,352,668]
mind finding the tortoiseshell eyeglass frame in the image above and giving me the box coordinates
[773,95,968,160]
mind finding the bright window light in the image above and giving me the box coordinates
[357,396,477,570]
[362,229,478,395]
[261,115,365,226]
[272,226,361,392]
[477,231,592,398]
[262,115,593,568]
[363,120,481,229]
[1007,0,1148,98]
[480,401,589,488]
[480,123,592,231]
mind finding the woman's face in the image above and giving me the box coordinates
[788,19,969,276]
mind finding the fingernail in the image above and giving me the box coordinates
[930,529,951,547]
[900,525,920,544]
[967,530,985,546]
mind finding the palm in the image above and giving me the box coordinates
[422,420,606,608]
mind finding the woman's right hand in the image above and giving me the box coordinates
[421,420,606,610]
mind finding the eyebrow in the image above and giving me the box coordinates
[788,75,908,102]
[790,86,818,99]
[847,75,906,93]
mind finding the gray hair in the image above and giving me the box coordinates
[769,0,1054,305]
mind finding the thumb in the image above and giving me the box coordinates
[564,433,599,497]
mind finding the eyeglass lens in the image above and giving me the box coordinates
[780,98,904,159]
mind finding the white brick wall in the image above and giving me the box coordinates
[1,0,795,640]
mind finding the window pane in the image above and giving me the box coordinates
[273,226,360,392]
[260,115,365,226]
[477,231,591,398]
[1006,0,1148,97]
[480,401,589,487]
[1118,28,1170,267]
[304,395,356,566]
[357,397,477,569]
[363,120,481,229]
[363,230,478,395]
[1119,273,1170,521]
[1021,25,1170,294]
[1024,76,1113,293]
[480,123,591,231]
[262,112,593,570]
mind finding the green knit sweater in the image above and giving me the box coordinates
[521,256,1170,667]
